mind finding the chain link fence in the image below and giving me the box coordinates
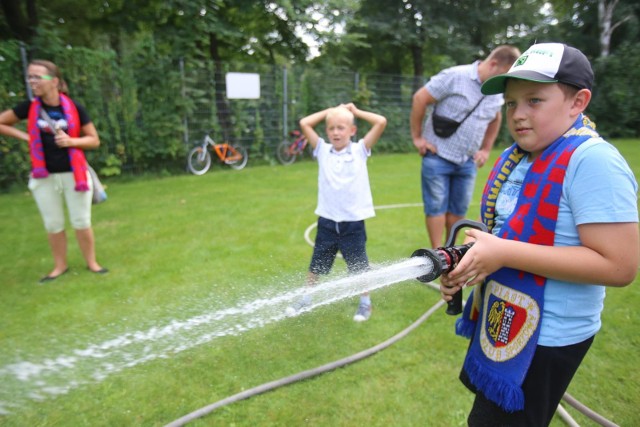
[0,41,426,189]
[180,60,421,156]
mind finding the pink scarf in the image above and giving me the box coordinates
[28,94,89,191]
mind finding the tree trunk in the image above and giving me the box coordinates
[598,0,614,57]
[598,0,630,58]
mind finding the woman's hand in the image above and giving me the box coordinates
[54,129,74,148]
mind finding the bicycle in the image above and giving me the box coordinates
[187,131,248,175]
[276,130,309,165]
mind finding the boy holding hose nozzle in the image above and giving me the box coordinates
[438,43,638,426]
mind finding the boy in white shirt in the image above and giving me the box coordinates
[288,103,387,321]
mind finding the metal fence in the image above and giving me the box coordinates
[180,60,423,156]
[1,41,426,181]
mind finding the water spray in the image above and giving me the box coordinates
[411,219,488,315]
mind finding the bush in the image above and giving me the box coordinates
[590,42,640,138]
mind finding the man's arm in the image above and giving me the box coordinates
[410,87,437,156]
[474,111,501,168]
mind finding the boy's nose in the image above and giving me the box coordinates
[510,104,526,120]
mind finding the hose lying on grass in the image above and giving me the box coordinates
[163,282,620,427]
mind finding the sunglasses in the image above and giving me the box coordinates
[27,75,54,81]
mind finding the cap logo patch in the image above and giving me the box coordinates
[514,55,528,68]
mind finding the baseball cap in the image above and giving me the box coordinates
[481,43,594,95]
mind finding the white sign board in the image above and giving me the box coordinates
[225,72,260,99]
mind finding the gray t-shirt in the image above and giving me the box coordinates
[424,61,504,165]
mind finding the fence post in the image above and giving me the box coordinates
[19,42,32,100]
[282,66,288,139]
[180,57,189,145]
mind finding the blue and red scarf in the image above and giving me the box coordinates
[28,94,89,191]
[456,114,598,412]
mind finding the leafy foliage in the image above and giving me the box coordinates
[1,0,639,190]
[590,42,640,137]
[0,40,31,190]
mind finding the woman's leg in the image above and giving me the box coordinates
[29,175,68,277]
[46,230,68,276]
[75,227,104,272]
[64,172,106,273]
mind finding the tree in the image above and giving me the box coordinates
[0,0,37,42]
[548,0,639,58]
[598,0,632,56]
[336,0,546,86]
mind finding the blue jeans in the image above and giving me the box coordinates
[421,153,477,216]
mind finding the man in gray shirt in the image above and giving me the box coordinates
[410,45,520,248]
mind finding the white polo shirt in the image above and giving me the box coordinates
[314,138,375,222]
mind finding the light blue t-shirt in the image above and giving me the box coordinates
[493,138,638,346]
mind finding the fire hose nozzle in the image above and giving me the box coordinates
[411,244,473,315]
[411,219,488,315]
[411,248,446,283]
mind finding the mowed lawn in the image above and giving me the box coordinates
[0,141,638,426]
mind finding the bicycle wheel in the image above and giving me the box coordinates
[276,140,296,165]
[227,145,248,170]
[187,146,212,175]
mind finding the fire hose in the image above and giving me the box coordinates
[164,220,620,426]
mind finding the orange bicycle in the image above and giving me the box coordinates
[187,131,248,175]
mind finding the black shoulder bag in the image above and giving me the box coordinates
[432,96,485,138]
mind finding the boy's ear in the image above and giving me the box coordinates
[351,125,357,136]
[572,88,592,114]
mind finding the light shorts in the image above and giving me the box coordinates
[28,171,93,233]
[421,153,477,216]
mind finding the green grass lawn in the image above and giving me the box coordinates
[1,142,638,426]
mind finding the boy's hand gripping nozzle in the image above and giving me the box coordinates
[411,219,488,315]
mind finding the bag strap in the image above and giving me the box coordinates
[39,107,60,131]
[434,95,485,124]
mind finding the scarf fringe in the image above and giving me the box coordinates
[32,167,49,178]
[463,354,525,412]
[75,183,90,192]
[455,317,476,338]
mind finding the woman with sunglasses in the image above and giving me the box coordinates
[0,59,108,283]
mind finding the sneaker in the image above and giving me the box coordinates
[353,302,372,322]
[285,294,312,317]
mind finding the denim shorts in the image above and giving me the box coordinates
[421,153,477,216]
[309,217,369,275]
